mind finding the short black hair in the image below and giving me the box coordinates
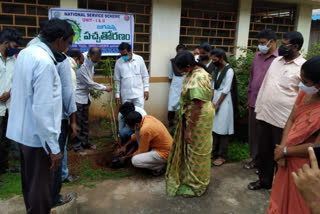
[39,20,48,32]
[124,111,142,127]
[118,42,131,52]
[283,31,304,51]
[174,50,208,72]
[301,56,320,84]
[88,47,102,57]
[0,27,22,45]
[66,48,82,59]
[119,102,135,117]
[211,48,228,62]
[257,29,277,41]
[199,42,212,53]
[41,18,74,43]
[176,44,186,52]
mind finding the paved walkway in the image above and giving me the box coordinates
[1,161,270,214]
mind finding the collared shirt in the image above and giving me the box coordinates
[131,115,172,160]
[57,55,77,119]
[247,48,279,108]
[118,106,147,131]
[75,53,106,104]
[6,42,62,154]
[0,53,16,116]
[114,53,149,100]
[68,57,77,91]
[255,55,306,128]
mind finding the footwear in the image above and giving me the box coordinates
[76,149,87,156]
[151,168,166,176]
[213,158,226,166]
[243,161,256,169]
[248,180,271,190]
[89,144,97,150]
[62,175,80,183]
[52,194,73,208]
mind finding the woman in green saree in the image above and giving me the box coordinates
[166,51,215,197]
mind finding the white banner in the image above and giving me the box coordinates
[49,8,134,55]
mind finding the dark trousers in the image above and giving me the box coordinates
[19,144,53,214]
[248,107,259,166]
[52,119,68,206]
[168,111,175,127]
[257,120,283,187]
[212,132,230,159]
[72,102,91,151]
[0,111,10,174]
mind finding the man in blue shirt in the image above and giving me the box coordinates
[6,19,74,214]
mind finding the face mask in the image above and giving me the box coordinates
[5,46,20,57]
[76,64,80,70]
[299,82,319,95]
[278,45,293,59]
[122,55,130,62]
[194,55,200,61]
[213,61,220,67]
[199,55,209,61]
[87,59,98,67]
[258,41,271,55]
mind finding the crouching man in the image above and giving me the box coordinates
[125,111,172,176]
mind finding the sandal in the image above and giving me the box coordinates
[213,158,226,166]
[62,175,80,183]
[89,144,97,150]
[52,194,73,208]
[243,161,256,169]
[248,180,271,190]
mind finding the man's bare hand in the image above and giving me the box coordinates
[105,86,113,92]
[70,122,77,140]
[144,92,149,100]
[50,152,63,171]
[0,92,10,102]
[116,98,121,105]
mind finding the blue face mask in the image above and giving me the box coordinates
[122,55,130,62]
[5,46,20,57]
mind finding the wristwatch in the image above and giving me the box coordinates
[283,146,288,157]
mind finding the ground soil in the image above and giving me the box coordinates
[67,141,117,174]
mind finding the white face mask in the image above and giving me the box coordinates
[299,82,319,95]
[258,40,271,55]
[87,59,97,67]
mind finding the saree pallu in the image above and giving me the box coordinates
[268,91,320,214]
[166,68,215,197]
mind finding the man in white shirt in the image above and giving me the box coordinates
[248,31,306,191]
[0,27,22,181]
[6,18,74,214]
[114,42,149,108]
[73,47,112,155]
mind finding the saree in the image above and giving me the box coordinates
[267,91,320,214]
[166,68,215,196]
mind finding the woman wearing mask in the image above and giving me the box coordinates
[198,42,215,75]
[267,56,320,214]
[211,48,236,166]
[166,50,214,197]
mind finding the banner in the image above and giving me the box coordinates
[49,8,134,55]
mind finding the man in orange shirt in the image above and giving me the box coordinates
[125,111,172,176]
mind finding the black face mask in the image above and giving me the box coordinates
[5,46,20,57]
[278,45,293,59]
[213,61,220,67]
[199,55,209,61]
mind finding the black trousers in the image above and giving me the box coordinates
[72,102,91,151]
[52,119,68,206]
[256,120,283,187]
[0,111,10,174]
[212,132,230,159]
[248,107,259,166]
[19,144,53,214]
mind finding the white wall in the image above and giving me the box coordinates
[146,0,182,123]
[234,0,252,58]
[60,0,78,8]
[296,4,313,54]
